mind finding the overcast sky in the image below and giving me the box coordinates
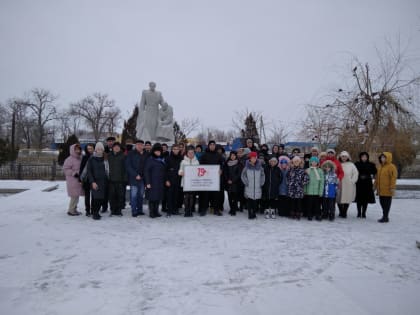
[1,0,419,135]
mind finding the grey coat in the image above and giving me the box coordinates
[241,160,265,200]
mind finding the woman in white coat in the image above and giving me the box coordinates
[337,151,359,218]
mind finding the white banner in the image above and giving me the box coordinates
[183,165,220,192]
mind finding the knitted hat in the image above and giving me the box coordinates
[249,151,258,159]
[326,148,336,154]
[279,156,290,164]
[208,140,216,146]
[95,142,105,151]
[340,151,351,160]
[309,156,319,164]
[292,155,302,163]
[269,157,278,163]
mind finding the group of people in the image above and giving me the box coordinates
[62,137,397,223]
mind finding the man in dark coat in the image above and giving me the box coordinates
[104,136,116,154]
[144,143,166,218]
[125,140,148,217]
[164,144,183,216]
[199,140,225,216]
[354,152,377,218]
[108,142,127,216]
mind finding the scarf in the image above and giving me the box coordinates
[227,159,239,167]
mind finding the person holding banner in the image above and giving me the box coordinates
[179,146,200,217]
[241,151,265,219]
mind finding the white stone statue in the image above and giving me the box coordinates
[156,102,174,142]
[136,82,167,141]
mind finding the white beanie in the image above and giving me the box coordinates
[340,151,351,160]
[95,142,105,151]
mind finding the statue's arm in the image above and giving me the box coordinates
[139,91,146,110]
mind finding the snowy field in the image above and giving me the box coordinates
[0,180,420,315]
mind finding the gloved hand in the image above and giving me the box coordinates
[74,173,79,178]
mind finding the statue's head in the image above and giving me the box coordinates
[149,82,156,91]
[161,102,168,110]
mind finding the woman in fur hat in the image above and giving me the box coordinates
[354,152,377,218]
[144,143,166,218]
[241,151,265,219]
[87,142,109,220]
[337,151,359,218]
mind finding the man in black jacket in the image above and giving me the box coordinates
[199,140,225,216]
[108,142,127,216]
[125,140,148,217]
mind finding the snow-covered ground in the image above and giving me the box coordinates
[0,180,419,315]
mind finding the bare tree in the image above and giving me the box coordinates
[267,122,291,145]
[70,93,120,142]
[54,108,83,143]
[299,105,342,150]
[17,89,57,149]
[180,117,200,138]
[301,38,420,167]
[6,98,36,149]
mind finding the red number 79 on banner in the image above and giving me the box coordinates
[197,167,207,177]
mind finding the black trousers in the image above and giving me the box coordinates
[322,197,336,217]
[379,196,392,219]
[199,191,222,214]
[306,195,321,218]
[227,192,239,213]
[109,182,125,214]
[92,198,104,216]
[183,192,195,216]
[278,195,290,216]
[356,201,369,216]
[166,184,181,214]
[290,198,303,216]
[149,200,161,218]
[82,182,93,213]
[247,198,258,218]
[102,184,109,211]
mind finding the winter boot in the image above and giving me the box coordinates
[92,209,101,220]
[270,209,275,219]
[265,209,270,219]
[362,205,367,218]
[378,209,390,223]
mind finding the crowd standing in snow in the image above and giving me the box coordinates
[63,137,398,223]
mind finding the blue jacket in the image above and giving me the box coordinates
[323,171,338,198]
[125,149,148,186]
[279,168,289,196]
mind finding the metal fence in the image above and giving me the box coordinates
[0,161,64,180]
